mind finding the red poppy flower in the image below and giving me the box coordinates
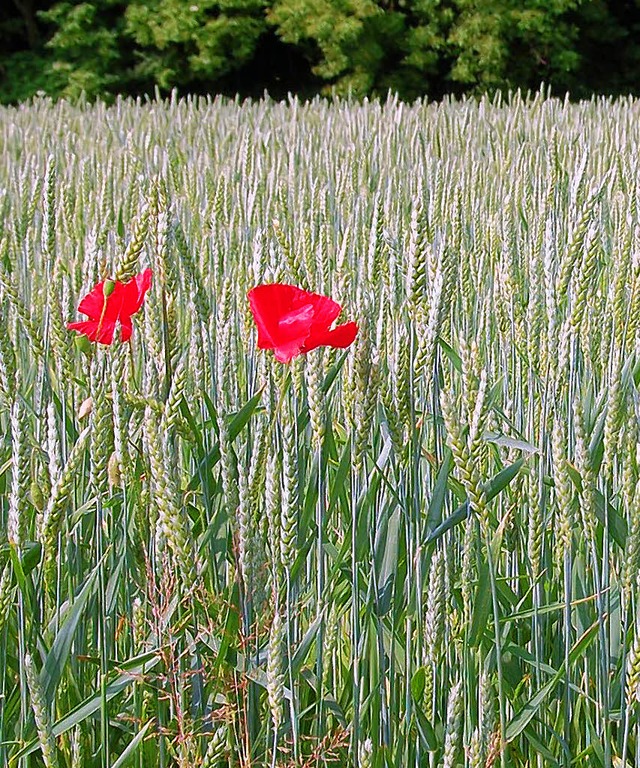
[248,283,358,363]
[67,269,153,345]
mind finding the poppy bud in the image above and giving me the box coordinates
[30,480,45,512]
[74,335,93,355]
[103,279,116,298]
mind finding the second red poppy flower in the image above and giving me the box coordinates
[248,283,358,363]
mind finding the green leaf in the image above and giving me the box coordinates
[12,650,161,762]
[374,506,401,615]
[469,557,492,647]
[425,450,452,533]
[585,705,605,766]
[321,350,349,394]
[298,668,347,725]
[565,468,627,547]
[505,676,559,743]
[411,667,426,700]
[188,389,263,490]
[74,334,93,355]
[426,459,524,544]
[505,618,599,742]
[593,488,627,548]
[500,590,602,623]
[438,337,462,372]
[413,702,437,751]
[522,729,560,765]
[41,561,100,704]
[7,544,33,620]
[425,502,469,544]
[20,542,41,575]
[292,615,323,673]
[485,458,525,502]
[112,720,153,768]
[328,440,351,514]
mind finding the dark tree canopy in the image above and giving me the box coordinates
[2,0,640,103]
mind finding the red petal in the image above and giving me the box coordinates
[120,269,153,319]
[104,283,127,322]
[76,279,126,323]
[119,316,133,342]
[248,284,306,350]
[273,339,306,363]
[304,321,359,352]
[67,319,117,345]
[67,320,97,338]
[277,302,315,343]
[76,282,109,321]
[307,293,342,335]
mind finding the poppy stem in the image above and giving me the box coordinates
[95,290,110,341]
[314,441,326,744]
[267,364,291,440]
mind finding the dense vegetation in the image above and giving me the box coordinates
[3,0,640,103]
[2,90,640,767]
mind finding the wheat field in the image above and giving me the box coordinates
[1,90,640,767]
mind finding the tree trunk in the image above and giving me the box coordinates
[12,0,39,49]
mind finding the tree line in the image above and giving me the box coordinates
[2,0,640,104]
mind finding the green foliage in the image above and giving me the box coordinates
[398,0,454,97]
[268,0,404,96]
[0,50,62,103]
[0,0,639,102]
[267,0,583,99]
[39,1,129,99]
[447,0,581,91]
[125,0,267,89]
